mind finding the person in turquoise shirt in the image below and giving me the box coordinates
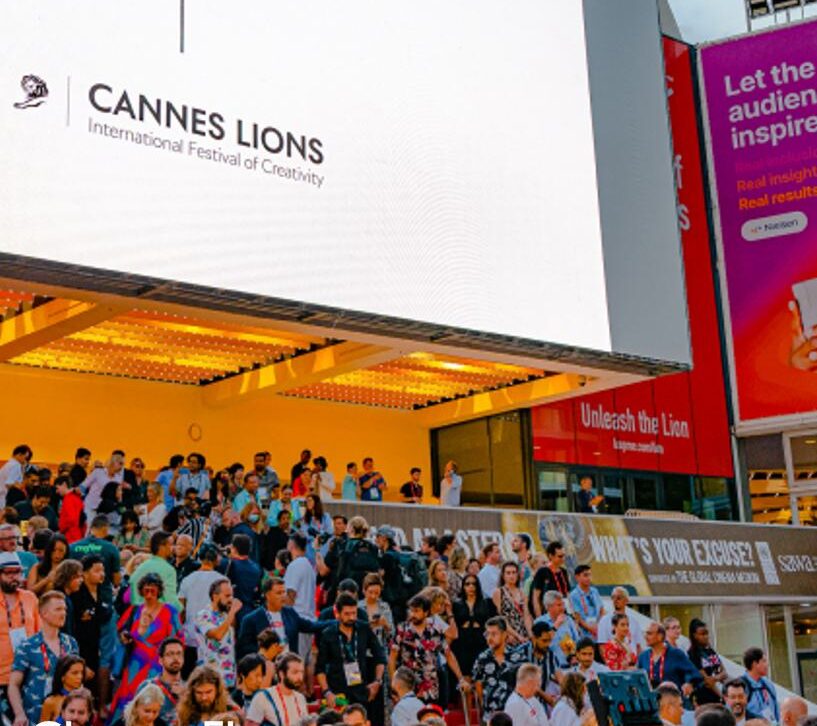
[233,472,260,514]
[266,484,303,527]
[342,462,359,501]
[129,531,182,610]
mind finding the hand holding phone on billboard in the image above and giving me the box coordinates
[788,291,817,371]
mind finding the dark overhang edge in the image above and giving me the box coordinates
[0,253,688,377]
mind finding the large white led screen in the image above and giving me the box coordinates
[0,1,611,350]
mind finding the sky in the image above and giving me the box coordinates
[668,0,817,43]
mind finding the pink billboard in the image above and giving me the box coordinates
[701,21,817,423]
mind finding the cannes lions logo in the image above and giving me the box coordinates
[14,73,48,109]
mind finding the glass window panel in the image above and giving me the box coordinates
[664,474,692,513]
[435,419,492,505]
[538,467,568,512]
[602,474,625,515]
[764,606,793,691]
[632,475,659,510]
[489,412,525,506]
[713,604,764,671]
[792,603,817,701]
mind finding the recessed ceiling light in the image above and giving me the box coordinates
[806,439,817,445]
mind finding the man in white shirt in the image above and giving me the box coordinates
[178,545,224,674]
[0,445,31,509]
[440,460,462,507]
[82,453,124,519]
[597,587,643,650]
[246,653,308,726]
[284,533,316,660]
[391,667,425,726]
[505,664,550,725]
[478,542,503,599]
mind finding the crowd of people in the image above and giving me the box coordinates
[0,443,813,726]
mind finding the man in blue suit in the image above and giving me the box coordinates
[237,576,326,660]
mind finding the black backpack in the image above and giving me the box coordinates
[384,548,428,603]
[339,538,381,589]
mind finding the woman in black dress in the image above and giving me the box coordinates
[451,573,496,677]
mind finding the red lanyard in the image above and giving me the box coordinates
[154,678,179,705]
[551,567,567,595]
[277,686,303,725]
[579,592,589,616]
[3,596,25,629]
[650,649,666,683]
[40,640,64,673]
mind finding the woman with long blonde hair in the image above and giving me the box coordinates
[112,684,168,726]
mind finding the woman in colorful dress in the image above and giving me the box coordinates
[603,613,638,671]
[492,561,532,646]
[110,573,183,723]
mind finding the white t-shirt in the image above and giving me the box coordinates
[505,691,550,726]
[283,555,316,619]
[440,472,462,507]
[597,609,644,648]
[478,563,501,599]
[141,503,167,535]
[550,698,583,726]
[0,458,23,508]
[247,685,308,726]
[313,471,336,501]
[83,466,124,518]
[178,569,225,641]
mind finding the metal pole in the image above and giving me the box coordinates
[784,605,801,695]
[783,433,801,526]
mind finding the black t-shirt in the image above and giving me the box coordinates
[263,527,291,571]
[5,486,27,509]
[69,463,88,487]
[15,500,59,531]
[689,645,725,705]
[71,583,112,671]
[399,481,423,501]
[530,566,571,612]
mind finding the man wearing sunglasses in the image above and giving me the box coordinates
[0,551,40,724]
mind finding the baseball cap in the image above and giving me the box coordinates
[376,525,396,540]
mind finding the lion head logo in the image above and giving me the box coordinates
[14,74,48,109]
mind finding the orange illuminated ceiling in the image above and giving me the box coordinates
[0,289,37,319]
[0,287,555,407]
[284,352,548,409]
[8,305,326,385]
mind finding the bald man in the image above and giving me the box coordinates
[781,696,808,726]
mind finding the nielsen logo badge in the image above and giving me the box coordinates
[13,73,48,109]
[741,211,807,241]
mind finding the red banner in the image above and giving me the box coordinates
[532,39,733,477]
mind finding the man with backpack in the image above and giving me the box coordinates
[376,525,427,624]
[337,517,381,591]
[741,647,779,723]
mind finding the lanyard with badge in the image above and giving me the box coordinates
[4,595,27,649]
[40,639,67,672]
[340,627,363,687]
